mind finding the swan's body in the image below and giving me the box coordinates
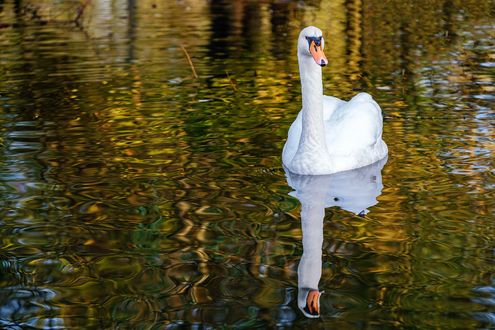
[282,26,387,175]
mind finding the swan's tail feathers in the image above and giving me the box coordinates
[351,92,382,113]
[352,92,373,102]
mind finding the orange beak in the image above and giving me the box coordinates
[309,40,328,67]
[306,290,321,315]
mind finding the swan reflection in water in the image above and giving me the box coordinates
[284,157,387,318]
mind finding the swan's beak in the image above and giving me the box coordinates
[309,40,328,67]
[304,289,321,317]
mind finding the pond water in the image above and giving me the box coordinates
[0,0,494,328]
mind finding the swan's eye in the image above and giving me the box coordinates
[306,36,322,48]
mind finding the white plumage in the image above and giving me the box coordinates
[282,26,387,175]
[287,157,387,318]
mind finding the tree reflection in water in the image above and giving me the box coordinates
[0,0,494,328]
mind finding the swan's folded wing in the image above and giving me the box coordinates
[325,93,383,155]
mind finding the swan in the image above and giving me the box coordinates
[286,157,387,317]
[282,26,388,175]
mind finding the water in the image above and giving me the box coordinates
[0,0,494,328]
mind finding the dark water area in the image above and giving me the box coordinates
[0,0,494,328]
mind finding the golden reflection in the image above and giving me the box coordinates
[0,0,494,328]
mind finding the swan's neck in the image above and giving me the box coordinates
[298,198,324,290]
[297,54,327,155]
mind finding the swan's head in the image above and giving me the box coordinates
[298,26,328,67]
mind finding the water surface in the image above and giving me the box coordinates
[0,0,494,328]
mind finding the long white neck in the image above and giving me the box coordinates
[297,53,326,154]
[298,200,324,290]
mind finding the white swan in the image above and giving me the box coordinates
[282,26,388,175]
[286,157,387,317]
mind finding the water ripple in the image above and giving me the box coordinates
[0,0,494,328]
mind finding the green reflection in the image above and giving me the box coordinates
[0,0,494,328]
